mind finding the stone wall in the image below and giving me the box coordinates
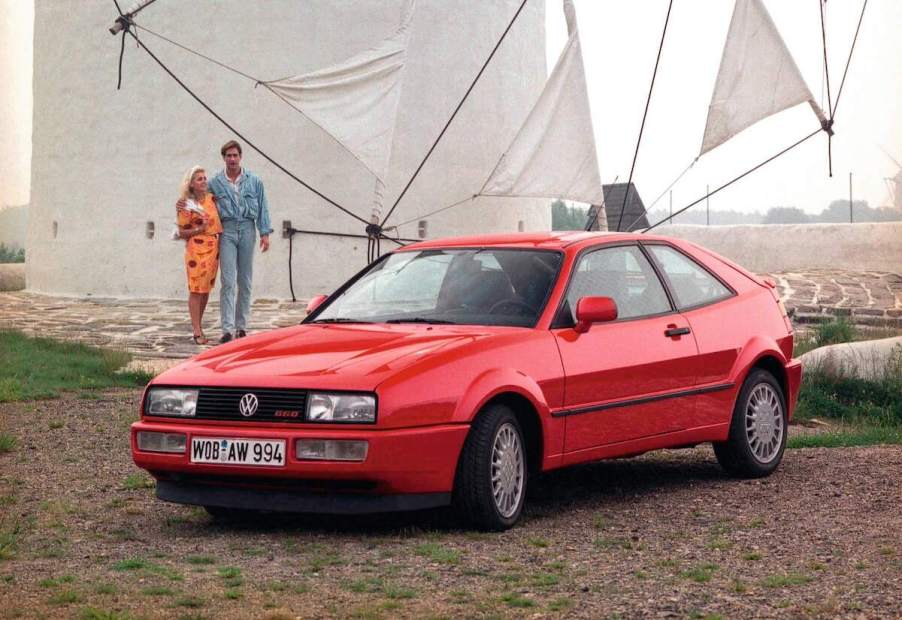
[655,222,902,273]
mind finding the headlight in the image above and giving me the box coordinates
[306,393,376,423]
[145,388,199,417]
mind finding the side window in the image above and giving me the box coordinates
[565,246,671,321]
[647,245,732,309]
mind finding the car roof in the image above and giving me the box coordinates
[400,231,668,251]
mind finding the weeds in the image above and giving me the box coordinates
[0,433,16,454]
[761,572,813,588]
[122,474,154,491]
[0,330,152,402]
[414,542,461,565]
[680,563,719,583]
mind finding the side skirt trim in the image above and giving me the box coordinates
[551,383,735,419]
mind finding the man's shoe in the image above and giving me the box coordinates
[219,332,233,344]
[236,329,247,339]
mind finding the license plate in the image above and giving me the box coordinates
[190,438,285,467]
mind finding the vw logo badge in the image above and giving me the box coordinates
[238,393,259,417]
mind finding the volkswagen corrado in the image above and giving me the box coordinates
[132,232,800,530]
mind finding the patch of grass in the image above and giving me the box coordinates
[788,427,902,448]
[528,537,549,548]
[500,592,536,608]
[40,575,76,588]
[0,330,152,402]
[816,318,855,347]
[49,590,81,605]
[593,536,632,550]
[383,583,416,600]
[532,572,560,587]
[743,552,762,561]
[186,555,215,565]
[731,579,747,593]
[0,520,22,560]
[224,588,243,600]
[94,583,117,595]
[217,566,241,579]
[113,558,149,571]
[142,586,174,596]
[761,572,813,588]
[414,542,461,565]
[79,608,132,620]
[174,596,205,608]
[795,365,902,428]
[122,474,154,490]
[549,597,574,612]
[680,563,719,583]
[707,537,732,551]
[0,433,17,453]
[346,577,383,594]
[308,549,345,571]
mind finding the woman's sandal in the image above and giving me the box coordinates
[192,333,209,345]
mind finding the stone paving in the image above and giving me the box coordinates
[1,270,899,364]
[767,270,902,326]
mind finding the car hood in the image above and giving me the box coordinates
[153,323,499,391]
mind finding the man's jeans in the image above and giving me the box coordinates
[219,219,256,334]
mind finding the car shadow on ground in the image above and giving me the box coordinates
[193,449,730,535]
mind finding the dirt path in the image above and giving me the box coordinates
[1,390,899,619]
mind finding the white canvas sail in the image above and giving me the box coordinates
[263,1,414,183]
[480,0,605,207]
[700,0,827,156]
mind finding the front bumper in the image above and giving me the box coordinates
[131,420,469,512]
[156,479,450,514]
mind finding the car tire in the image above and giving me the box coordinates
[453,404,527,531]
[714,369,787,478]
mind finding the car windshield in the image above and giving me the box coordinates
[310,249,563,327]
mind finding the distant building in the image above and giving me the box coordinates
[586,183,649,232]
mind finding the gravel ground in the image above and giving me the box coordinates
[0,390,899,619]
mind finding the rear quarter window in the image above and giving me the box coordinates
[647,244,733,310]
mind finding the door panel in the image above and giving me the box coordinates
[553,244,700,453]
[555,316,698,451]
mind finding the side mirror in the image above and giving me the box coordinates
[305,294,328,315]
[574,296,618,333]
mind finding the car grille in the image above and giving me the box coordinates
[195,387,308,422]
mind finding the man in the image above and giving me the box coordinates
[186,140,273,344]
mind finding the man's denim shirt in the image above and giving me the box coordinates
[209,169,274,236]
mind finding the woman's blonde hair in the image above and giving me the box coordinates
[179,165,206,201]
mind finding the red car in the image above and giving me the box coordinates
[132,232,800,530]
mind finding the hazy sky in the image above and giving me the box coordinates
[2,1,900,216]
[547,0,902,217]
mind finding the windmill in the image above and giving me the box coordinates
[880,146,902,209]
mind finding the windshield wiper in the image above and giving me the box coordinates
[385,318,457,325]
[310,318,373,324]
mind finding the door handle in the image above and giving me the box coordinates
[665,326,691,337]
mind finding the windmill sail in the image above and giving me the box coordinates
[262,1,414,184]
[480,0,605,207]
[700,0,827,156]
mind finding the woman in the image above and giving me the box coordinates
[177,166,223,344]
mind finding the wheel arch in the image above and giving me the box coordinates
[480,392,544,476]
[749,354,788,404]
[453,368,553,475]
